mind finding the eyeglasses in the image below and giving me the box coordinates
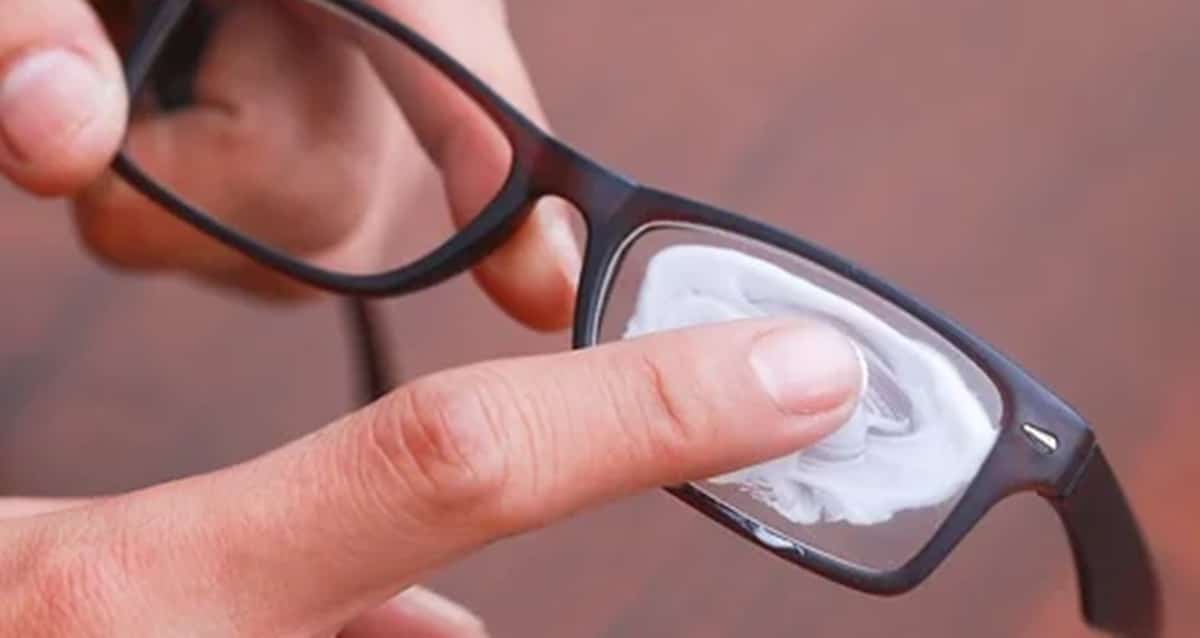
[116,1,1160,635]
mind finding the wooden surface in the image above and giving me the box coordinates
[2,1,1198,636]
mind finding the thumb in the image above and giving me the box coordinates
[0,0,127,195]
[18,318,861,636]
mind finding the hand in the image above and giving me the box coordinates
[0,0,578,329]
[0,319,862,635]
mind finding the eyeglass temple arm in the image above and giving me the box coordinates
[344,299,395,404]
[1053,446,1162,637]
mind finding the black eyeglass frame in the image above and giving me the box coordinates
[116,1,1161,635]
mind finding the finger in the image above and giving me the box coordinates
[74,1,407,287]
[360,0,580,331]
[0,0,127,195]
[0,497,89,519]
[340,587,487,638]
[18,318,861,635]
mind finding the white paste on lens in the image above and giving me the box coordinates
[623,244,997,526]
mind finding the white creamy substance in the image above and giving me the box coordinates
[623,244,997,526]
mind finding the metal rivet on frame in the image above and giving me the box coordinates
[1021,423,1059,454]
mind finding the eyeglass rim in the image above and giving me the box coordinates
[114,1,1161,634]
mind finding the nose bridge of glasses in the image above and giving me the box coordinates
[524,137,645,349]
[527,136,640,225]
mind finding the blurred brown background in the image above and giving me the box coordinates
[2,1,1198,636]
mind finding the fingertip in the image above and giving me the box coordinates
[599,317,866,479]
[474,199,581,332]
[535,198,584,284]
[474,264,576,332]
[748,319,866,422]
[341,587,488,638]
[0,46,127,196]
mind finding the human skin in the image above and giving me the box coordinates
[0,1,865,635]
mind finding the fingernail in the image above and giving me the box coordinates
[538,200,582,287]
[750,321,864,417]
[0,49,108,163]
[394,587,489,636]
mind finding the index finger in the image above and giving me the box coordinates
[7,319,861,636]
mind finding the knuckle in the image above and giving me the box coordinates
[365,374,513,522]
[23,529,130,634]
[622,353,712,464]
[31,556,102,628]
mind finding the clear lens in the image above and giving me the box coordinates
[600,225,1004,569]
[123,0,512,275]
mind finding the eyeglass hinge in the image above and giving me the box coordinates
[1057,441,1099,500]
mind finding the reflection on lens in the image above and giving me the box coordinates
[600,225,1003,569]
[123,0,512,276]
